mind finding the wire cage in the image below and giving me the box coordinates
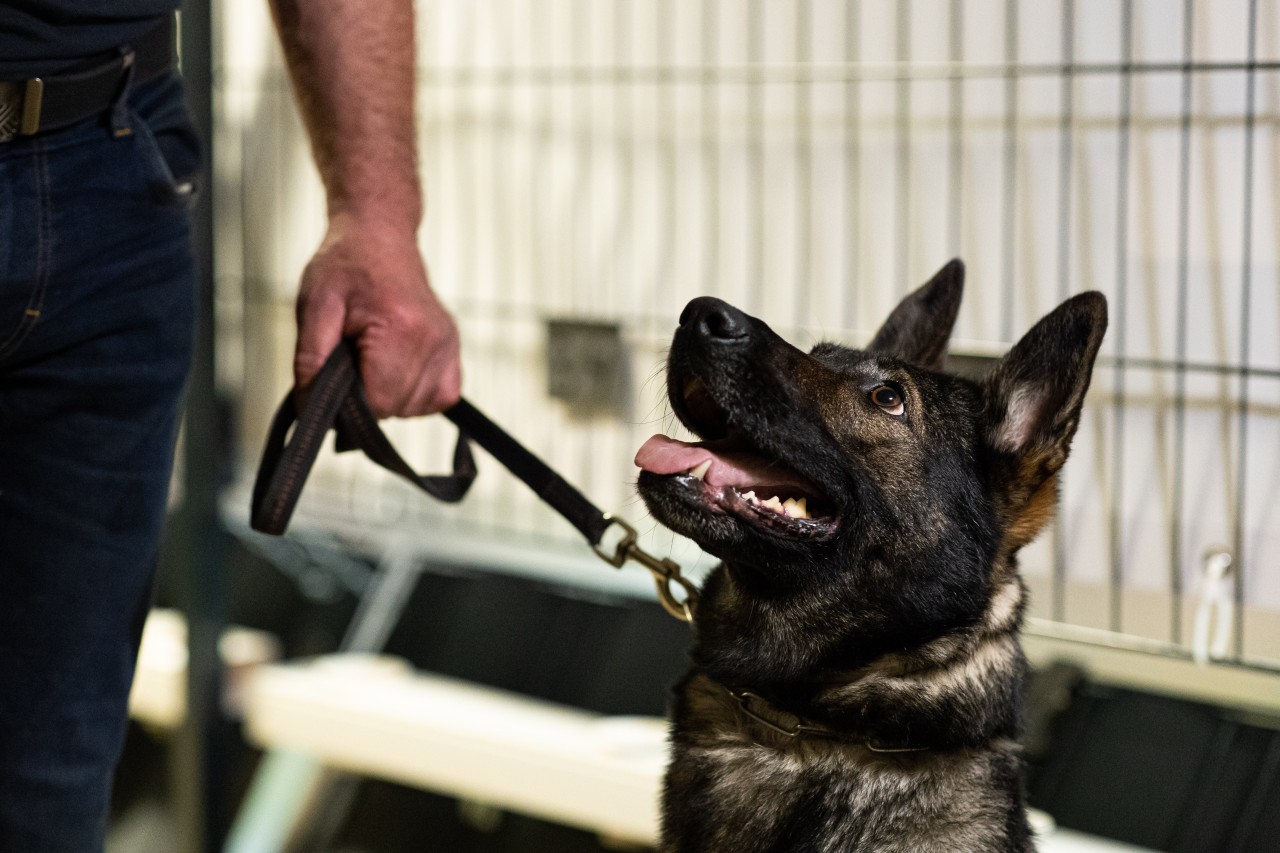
[214,0,1280,679]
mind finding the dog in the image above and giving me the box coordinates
[634,260,1107,852]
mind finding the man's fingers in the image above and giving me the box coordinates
[429,361,463,412]
[404,357,461,417]
[293,287,347,389]
[358,358,406,418]
[360,346,461,418]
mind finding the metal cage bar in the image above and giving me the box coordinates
[217,0,1280,675]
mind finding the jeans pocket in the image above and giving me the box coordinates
[128,81,204,208]
[0,153,48,360]
[0,281,43,359]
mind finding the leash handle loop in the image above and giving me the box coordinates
[251,342,357,535]
[251,341,475,536]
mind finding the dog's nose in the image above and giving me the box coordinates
[681,297,750,343]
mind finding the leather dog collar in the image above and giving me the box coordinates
[719,682,930,753]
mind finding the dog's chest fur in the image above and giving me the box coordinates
[667,723,1024,852]
[660,574,1033,853]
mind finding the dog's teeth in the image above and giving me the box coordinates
[688,459,712,480]
[742,491,757,503]
[783,498,809,519]
[762,496,784,513]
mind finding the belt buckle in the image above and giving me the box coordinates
[0,79,44,143]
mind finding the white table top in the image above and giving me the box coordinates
[238,653,1158,852]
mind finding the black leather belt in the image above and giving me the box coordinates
[0,15,176,144]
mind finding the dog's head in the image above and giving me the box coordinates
[636,261,1107,678]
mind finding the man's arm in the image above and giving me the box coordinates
[269,0,461,416]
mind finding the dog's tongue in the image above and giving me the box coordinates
[635,434,813,493]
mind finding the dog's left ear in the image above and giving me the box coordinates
[982,292,1108,480]
[867,258,965,371]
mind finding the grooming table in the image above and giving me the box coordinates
[128,608,280,730]
[238,653,1157,852]
[240,655,664,844]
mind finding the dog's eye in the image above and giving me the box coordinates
[869,384,905,416]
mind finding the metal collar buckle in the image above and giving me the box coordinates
[729,687,930,753]
[0,79,45,143]
[732,690,831,739]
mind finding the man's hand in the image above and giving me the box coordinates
[293,213,461,417]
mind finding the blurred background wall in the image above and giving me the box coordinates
[210,0,1279,668]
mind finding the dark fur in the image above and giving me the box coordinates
[637,260,1107,852]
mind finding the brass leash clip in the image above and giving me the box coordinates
[592,514,698,623]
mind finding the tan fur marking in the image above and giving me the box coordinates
[832,579,1022,684]
[821,632,1018,709]
[1004,475,1058,552]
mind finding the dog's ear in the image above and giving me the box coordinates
[867,258,965,371]
[982,292,1108,479]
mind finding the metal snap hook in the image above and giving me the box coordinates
[592,514,698,623]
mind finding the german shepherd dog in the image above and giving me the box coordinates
[634,261,1107,852]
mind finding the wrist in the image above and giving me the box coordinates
[325,202,422,243]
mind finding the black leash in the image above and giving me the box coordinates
[250,341,698,622]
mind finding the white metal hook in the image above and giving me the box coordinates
[1191,549,1233,665]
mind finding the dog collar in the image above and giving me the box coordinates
[724,686,930,753]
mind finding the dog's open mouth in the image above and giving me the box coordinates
[635,378,838,538]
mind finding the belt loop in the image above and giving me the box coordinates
[109,50,137,137]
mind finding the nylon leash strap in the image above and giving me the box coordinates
[250,341,698,622]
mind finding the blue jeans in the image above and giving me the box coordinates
[0,74,200,852]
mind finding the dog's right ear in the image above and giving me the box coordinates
[867,258,965,371]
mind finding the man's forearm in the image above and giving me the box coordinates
[271,0,461,417]
[269,0,422,232]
